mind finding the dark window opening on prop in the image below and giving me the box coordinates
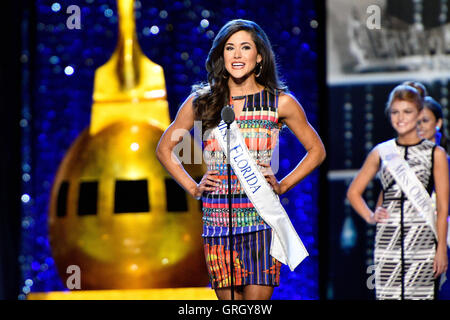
[114,179,150,213]
[165,178,188,212]
[78,181,98,216]
[57,181,69,217]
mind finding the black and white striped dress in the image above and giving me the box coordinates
[376,139,437,300]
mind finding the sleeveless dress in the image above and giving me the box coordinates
[201,88,282,289]
[432,133,450,299]
[376,139,437,300]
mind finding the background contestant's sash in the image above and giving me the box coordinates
[378,139,437,238]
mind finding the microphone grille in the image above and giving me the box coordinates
[221,106,235,124]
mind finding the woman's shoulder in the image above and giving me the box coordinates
[275,90,305,123]
[179,92,196,107]
[276,90,303,111]
[276,89,296,101]
[433,144,448,158]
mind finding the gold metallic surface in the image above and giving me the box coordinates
[90,0,170,134]
[48,0,208,290]
[27,287,217,300]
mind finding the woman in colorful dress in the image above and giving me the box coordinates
[347,85,449,300]
[156,19,325,300]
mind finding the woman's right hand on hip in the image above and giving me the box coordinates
[193,170,221,199]
[369,207,389,224]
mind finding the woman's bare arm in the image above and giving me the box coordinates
[346,148,381,224]
[156,95,200,198]
[275,93,326,194]
[433,146,449,277]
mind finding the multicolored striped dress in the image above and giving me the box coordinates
[202,88,282,289]
[376,139,437,300]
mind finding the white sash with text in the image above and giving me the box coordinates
[213,120,308,271]
[377,139,437,238]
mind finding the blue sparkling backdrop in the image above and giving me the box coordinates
[20,0,319,299]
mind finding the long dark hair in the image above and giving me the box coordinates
[423,96,450,152]
[192,19,287,132]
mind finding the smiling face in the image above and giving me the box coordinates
[417,107,442,141]
[389,99,421,136]
[223,30,262,80]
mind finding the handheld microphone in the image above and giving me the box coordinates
[221,106,235,125]
[221,104,235,300]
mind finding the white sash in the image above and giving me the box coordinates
[377,139,437,238]
[213,120,308,271]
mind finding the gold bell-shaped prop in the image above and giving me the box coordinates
[46,0,209,292]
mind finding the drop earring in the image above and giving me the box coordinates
[254,62,262,77]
